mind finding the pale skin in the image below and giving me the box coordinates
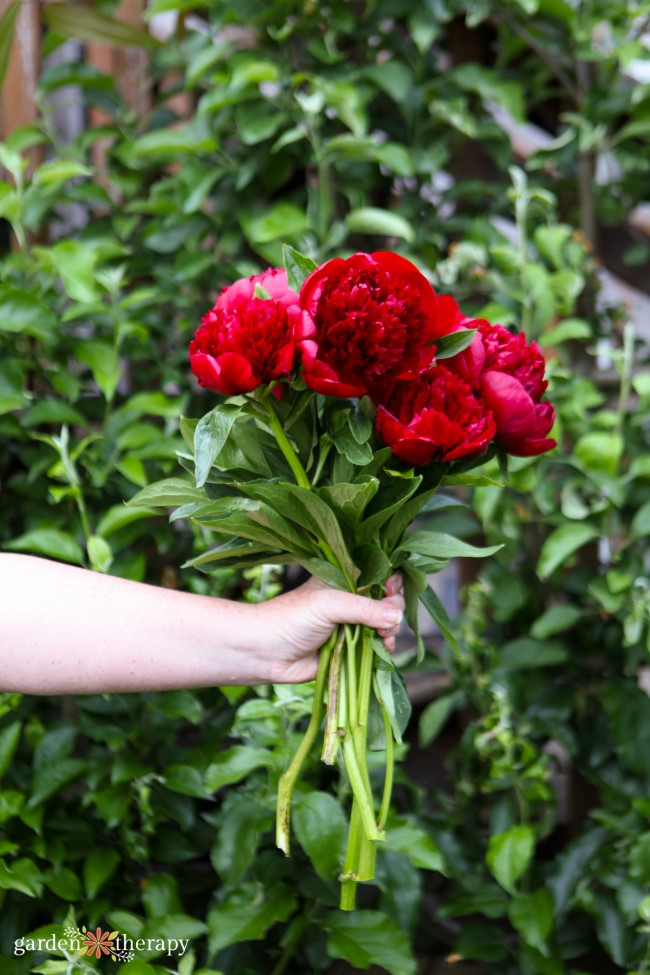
[0,554,404,695]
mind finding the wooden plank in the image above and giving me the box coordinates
[0,0,41,140]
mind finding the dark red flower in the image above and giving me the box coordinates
[446,322,556,457]
[298,251,459,398]
[375,366,496,466]
[189,268,301,396]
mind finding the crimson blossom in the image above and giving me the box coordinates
[298,251,461,398]
[446,322,556,457]
[375,365,496,466]
[189,268,301,396]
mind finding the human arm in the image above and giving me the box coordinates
[0,554,403,694]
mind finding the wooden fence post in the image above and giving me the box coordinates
[0,0,42,143]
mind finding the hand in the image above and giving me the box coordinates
[256,574,405,683]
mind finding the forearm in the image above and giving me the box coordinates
[0,554,265,694]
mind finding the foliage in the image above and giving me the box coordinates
[0,0,649,972]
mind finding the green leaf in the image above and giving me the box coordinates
[42,3,159,47]
[453,63,524,122]
[418,584,459,652]
[419,693,461,747]
[434,328,477,359]
[204,745,273,792]
[507,889,554,954]
[4,529,84,565]
[498,637,568,669]
[21,399,86,427]
[0,287,57,342]
[96,505,159,536]
[318,479,379,529]
[375,664,412,744]
[539,317,592,347]
[164,764,208,798]
[74,340,120,401]
[33,160,93,185]
[207,883,296,954]
[486,825,535,894]
[244,202,308,244]
[239,481,359,585]
[293,791,347,881]
[83,848,120,899]
[0,857,43,897]
[630,499,650,540]
[326,910,416,975]
[398,531,502,560]
[383,822,446,872]
[127,477,208,508]
[530,605,581,639]
[193,406,239,488]
[0,2,21,91]
[574,432,623,476]
[210,794,273,884]
[29,758,87,806]
[282,244,317,292]
[48,239,99,303]
[0,721,21,779]
[346,207,415,242]
[87,535,113,573]
[537,523,599,579]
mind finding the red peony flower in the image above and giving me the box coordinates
[375,365,496,466]
[189,268,301,396]
[446,322,556,457]
[298,251,459,398]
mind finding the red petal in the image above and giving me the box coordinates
[480,371,537,439]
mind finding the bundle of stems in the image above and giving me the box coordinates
[276,619,393,910]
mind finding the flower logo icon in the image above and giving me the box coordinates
[82,927,116,959]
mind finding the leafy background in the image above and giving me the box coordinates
[0,1,649,973]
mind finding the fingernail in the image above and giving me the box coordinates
[383,608,402,625]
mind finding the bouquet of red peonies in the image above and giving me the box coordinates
[134,247,555,909]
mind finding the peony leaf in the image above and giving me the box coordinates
[397,531,502,560]
[194,405,240,488]
[282,244,317,292]
[434,328,477,360]
[127,477,209,508]
[374,663,412,744]
[418,584,459,652]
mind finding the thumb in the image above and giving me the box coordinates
[322,590,404,631]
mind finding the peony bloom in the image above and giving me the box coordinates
[189,268,301,396]
[375,365,496,466]
[446,322,556,457]
[298,251,459,398]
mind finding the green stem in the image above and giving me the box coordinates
[264,397,311,490]
[311,440,333,486]
[345,625,359,729]
[322,627,345,765]
[377,698,394,831]
[276,632,335,855]
[357,626,374,730]
[340,802,361,910]
[342,735,384,843]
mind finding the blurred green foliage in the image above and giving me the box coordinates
[1,0,650,973]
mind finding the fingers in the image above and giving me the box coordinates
[384,573,403,597]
